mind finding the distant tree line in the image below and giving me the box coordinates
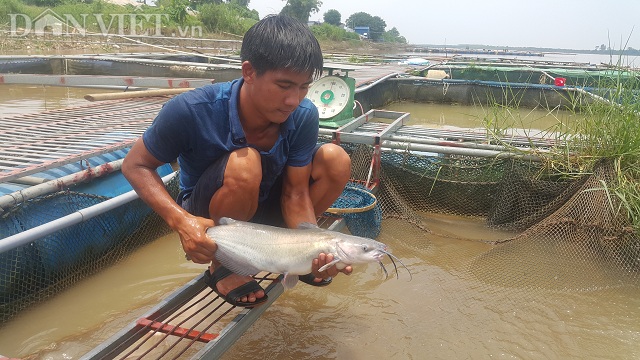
[0,0,406,43]
[191,0,406,43]
[592,44,640,55]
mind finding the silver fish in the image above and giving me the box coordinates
[206,217,411,289]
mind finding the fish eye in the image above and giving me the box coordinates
[362,244,369,251]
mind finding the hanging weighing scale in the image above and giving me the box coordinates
[306,64,359,128]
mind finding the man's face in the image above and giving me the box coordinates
[246,66,314,124]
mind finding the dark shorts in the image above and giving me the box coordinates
[177,144,321,227]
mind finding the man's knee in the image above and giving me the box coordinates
[224,147,262,191]
[313,144,351,182]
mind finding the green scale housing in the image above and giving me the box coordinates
[307,70,356,128]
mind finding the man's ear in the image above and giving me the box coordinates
[242,61,256,84]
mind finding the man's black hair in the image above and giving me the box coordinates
[241,15,324,79]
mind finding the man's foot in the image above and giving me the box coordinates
[298,273,332,287]
[204,266,267,307]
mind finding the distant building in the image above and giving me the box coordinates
[353,26,370,39]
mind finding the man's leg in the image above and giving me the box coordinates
[210,147,266,304]
[189,147,265,305]
[296,143,351,285]
[309,143,351,216]
[208,147,261,222]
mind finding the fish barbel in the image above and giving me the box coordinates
[206,217,411,288]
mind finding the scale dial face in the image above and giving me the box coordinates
[307,76,351,119]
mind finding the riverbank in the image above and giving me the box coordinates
[0,32,411,57]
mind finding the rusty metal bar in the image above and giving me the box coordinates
[135,319,217,343]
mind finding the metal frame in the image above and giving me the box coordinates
[320,109,549,163]
[0,172,176,254]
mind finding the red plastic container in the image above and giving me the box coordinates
[554,77,566,86]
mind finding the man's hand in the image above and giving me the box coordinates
[177,214,216,264]
[311,253,352,281]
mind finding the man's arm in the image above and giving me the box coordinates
[281,164,352,279]
[122,138,216,264]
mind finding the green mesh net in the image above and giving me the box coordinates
[342,142,640,292]
[0,176,179,323]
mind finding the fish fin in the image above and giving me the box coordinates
[217,217,236,226]
[318,258,341,272]
[215,251,261,277]
[282,273,298,289]
[297,222,319,229]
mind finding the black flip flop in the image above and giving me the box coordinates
[298,273,332,287]
[203,267,268,308]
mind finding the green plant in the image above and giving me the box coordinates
[0,0,25,17]
[198,3,256,35]
[310,23,359,42]
[166,0,188,25]
[483,61,640,234]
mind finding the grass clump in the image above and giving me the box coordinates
[567,75,640,232]
[482,63,640,235]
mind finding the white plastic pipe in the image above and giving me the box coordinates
[355,72,399,93]
[380,140,542,161]
[0,159,124,212]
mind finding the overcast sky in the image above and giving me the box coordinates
[250,0,639,50]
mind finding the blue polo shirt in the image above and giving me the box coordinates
[143,78,319,201]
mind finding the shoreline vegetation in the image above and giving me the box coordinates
[0,0,409,55]
[2,0,638,58]
[479,64,640,236]
[0,33,413,56]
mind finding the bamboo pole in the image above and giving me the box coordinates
[84,88,194,101]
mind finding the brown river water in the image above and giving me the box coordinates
[1,85,640,359]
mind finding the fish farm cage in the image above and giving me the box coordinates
[0,171,180,324]
[341,140,640,291]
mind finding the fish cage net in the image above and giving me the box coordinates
[343,143,640,291]
[0,175,179,324]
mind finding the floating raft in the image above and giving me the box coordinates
[0,92,354,358]
[0,95,177,328]
[0,96,168,184]
[0,67,563,358]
